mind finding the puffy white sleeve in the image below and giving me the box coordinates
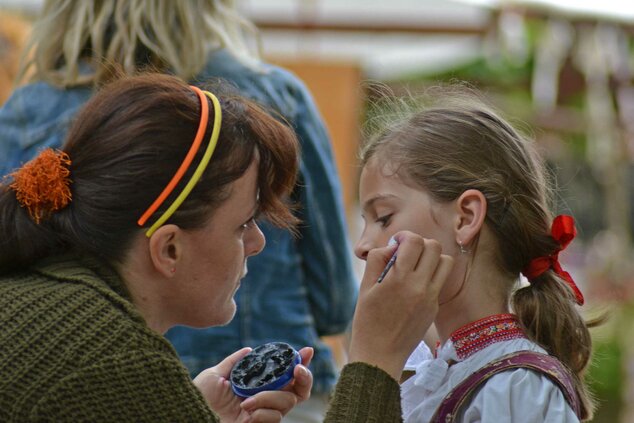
[461,368,580,423]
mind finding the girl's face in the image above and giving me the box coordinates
[355,158,457,263]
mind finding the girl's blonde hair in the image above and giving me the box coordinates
[361,86,599,420]
[17,0,260,87]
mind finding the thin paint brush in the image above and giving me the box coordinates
[376,237,398,283]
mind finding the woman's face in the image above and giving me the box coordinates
[177,161,265,327]
[355,158,456,262]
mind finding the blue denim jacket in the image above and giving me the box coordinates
[0,50,358,393]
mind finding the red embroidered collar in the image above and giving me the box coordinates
[449,314,526,360]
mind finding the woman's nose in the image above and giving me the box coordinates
[246,223,266,257]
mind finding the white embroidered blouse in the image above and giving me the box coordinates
[400,314,580,422]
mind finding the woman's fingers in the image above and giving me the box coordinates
[386,233,426,277]
[359,243,399,290]
[289,364,312,402]
[412,238,441,273]
[241,390,298,416]
[298,346,314,368]
[239,361,312,420]
[247,408,284,423]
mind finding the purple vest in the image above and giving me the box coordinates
[431,350,582,422]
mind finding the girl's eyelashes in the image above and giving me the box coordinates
[376,213,393,228]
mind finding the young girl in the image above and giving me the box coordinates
[354,91,597,422]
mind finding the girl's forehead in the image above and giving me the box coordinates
[360,158,433,204]
[360,162,411,199]
[363,156,399,177]
[362,158,415,191]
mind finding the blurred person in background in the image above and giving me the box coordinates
[0,1,357,421]
[0,10,30,104]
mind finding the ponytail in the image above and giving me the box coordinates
[511,215,603,421]
[0,183,67,274]
[0,148,76,274]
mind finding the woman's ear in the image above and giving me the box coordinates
[454,189,487,247]
[147,224,182,278]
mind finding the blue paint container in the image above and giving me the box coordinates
[230,342,301,398]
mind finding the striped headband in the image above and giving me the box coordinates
[137,86,222,237]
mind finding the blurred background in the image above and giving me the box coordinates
[1,1,633,421]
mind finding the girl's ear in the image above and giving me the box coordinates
[148,224,182,278]
[454,189,487,247]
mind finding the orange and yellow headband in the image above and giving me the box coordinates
[137,86,222,237]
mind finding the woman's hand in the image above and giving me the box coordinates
[348,231,453,380]
[194,347,314,422]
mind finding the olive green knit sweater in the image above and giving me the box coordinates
[0,256,402,422]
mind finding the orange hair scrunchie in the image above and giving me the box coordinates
[9,148,72,224]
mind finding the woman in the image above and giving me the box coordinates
[0,73,453,422]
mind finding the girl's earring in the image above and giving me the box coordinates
[458,241,468,254]
[170,267,176,274]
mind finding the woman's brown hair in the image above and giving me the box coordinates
[0,73,299,272]
[361,91,598,420]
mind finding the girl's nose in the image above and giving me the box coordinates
[354,237,371,261]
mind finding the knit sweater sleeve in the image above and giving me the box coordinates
[30,350,218,422]
[324,362,403,423]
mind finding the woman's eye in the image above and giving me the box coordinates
[376,214,393,227]
[241,218,256,230]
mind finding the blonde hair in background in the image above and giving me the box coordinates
[0,11,31,103]
[17,0,261,87]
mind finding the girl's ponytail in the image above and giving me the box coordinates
[512,215,601,420]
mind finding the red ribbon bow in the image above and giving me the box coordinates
[521,215,584,305]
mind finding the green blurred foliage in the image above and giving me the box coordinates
[588,323,623,422]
